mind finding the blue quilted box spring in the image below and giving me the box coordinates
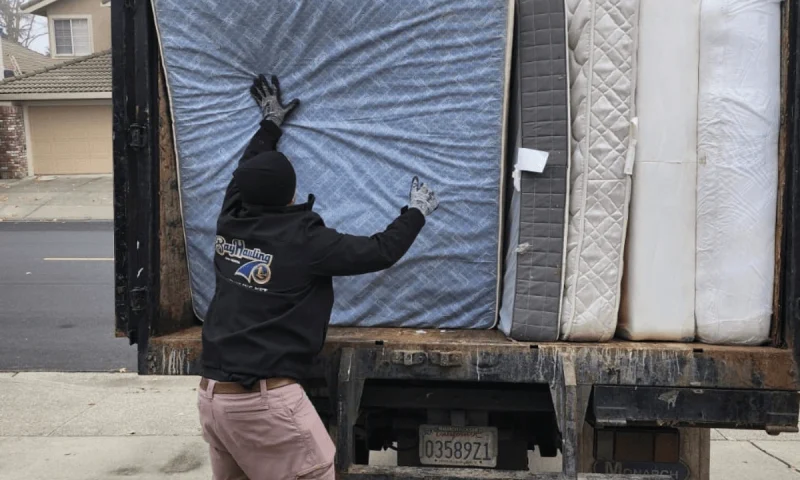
[152,0,514,328]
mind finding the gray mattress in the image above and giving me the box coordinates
[500,0,570,341]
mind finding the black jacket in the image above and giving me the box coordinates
[201,120,426,386]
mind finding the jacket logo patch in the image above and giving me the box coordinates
[235,260,272,285]
[215,236,274,285]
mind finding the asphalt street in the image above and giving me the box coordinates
[0,221,136,371]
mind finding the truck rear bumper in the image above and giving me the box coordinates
[344,465,671,479]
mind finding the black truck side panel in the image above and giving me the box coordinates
[784,0,800,382]
[111,0,160,371]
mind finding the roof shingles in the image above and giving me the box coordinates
[2,39,60,74]
[0,50,111,97]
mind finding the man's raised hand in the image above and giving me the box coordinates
[250,74,299,127]
[408,176,440,216]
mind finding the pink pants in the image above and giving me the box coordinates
[198,379,336,480]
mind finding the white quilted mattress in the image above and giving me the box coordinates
[696,0,781,345]
[618,0,699,341]
[561,0,639,341]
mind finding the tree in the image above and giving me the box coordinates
[0,0,47,48]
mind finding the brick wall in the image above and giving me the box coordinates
[0,105,27,179]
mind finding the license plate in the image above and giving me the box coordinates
[418,425,498,468]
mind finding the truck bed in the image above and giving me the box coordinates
[147,326,797,391]
[112,3,800,476]
[114,0,800,395]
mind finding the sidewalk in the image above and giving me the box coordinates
[0,175,113,221]
[0,373,798,479]
[0,373,205,480]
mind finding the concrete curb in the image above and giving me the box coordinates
[0,219,114,225]
[0,220,113,231]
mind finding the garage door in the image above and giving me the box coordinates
[28,104,112,175]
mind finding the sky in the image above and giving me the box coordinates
[28,16,49,54]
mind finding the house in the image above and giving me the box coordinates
[23,0,111,60]
[0,0,111,178]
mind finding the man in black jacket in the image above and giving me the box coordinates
[197,75,439,480]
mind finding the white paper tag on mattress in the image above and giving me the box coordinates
[513,148,550,191]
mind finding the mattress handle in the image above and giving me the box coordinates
[624,117,639,176]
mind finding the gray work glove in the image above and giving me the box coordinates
[408,176,439,216]
[250,74,299,127]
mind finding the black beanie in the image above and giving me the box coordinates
[233,151,297,207]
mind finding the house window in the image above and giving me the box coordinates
[53,18,92,56]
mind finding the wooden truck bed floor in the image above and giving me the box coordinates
[146,327,798,391]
